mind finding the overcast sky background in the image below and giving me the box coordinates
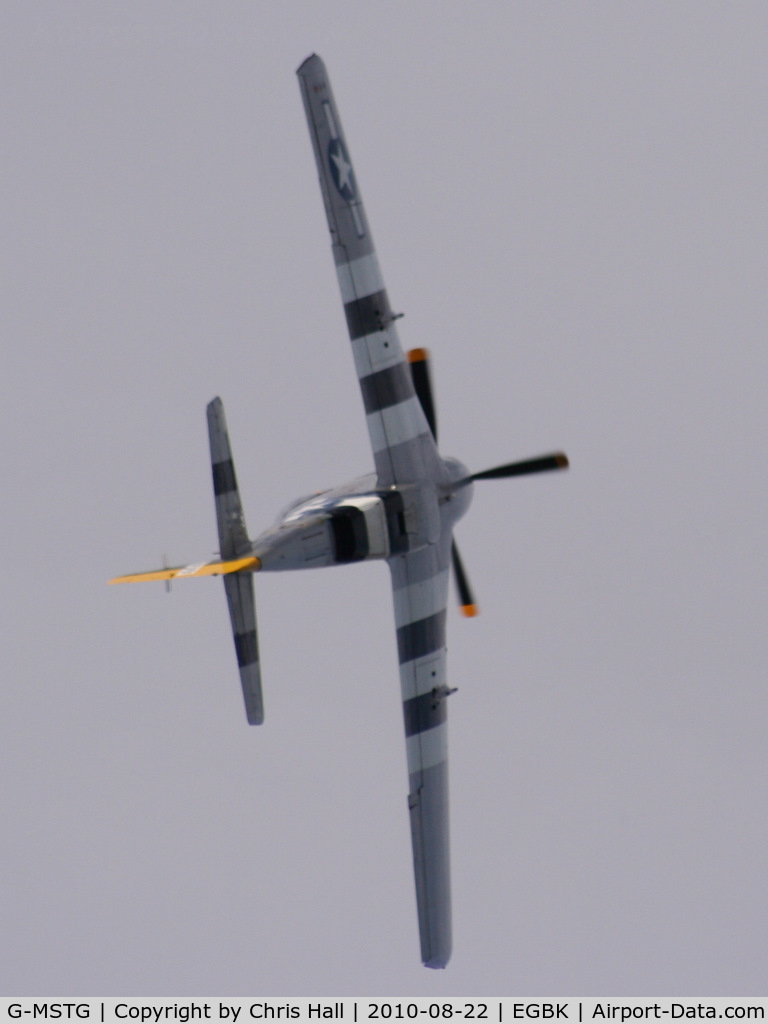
[2,0,768,996]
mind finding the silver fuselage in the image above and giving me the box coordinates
[251,459,473,572]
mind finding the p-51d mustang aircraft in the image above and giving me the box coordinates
[111,54,568,969]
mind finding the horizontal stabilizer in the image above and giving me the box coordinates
[109,556,260,585]
[208,396,250,559]
[207,396,265,725]
[224,571,264,725]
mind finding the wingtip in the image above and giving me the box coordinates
[423,953,450,969]
[296,53,323,75]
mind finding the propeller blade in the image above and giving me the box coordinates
[451,540,478,617]
[407,348,437,440]
[469,452,569,483]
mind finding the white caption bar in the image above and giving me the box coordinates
[0,1001,766,1024]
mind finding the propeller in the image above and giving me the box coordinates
[408,349,478,614]
[458,451,569,486]
[451,541,478,618]
[406,348,437,439]
[406,348,568,619]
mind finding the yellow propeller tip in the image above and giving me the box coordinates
[407,347,430,363]
[461,604,479,618]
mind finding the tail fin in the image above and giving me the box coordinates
[207,397,264,725]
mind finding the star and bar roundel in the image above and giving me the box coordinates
[328,137,357,201]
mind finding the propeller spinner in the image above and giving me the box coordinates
[406,348,569,617]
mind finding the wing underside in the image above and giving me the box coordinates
[390,539,453,969]
[298,54,454,968]
[297,55,441,488]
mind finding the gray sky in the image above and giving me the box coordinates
[2,0,768,995]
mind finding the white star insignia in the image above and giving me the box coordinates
[331,143,354,192]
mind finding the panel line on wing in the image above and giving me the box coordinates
[336,253,384,305]
[397,609,447,664]
[406,722,448,774]
[359,362,414,414]
[398,651,447,702]
[392,570,451,628]
[350,333,402,377]
[367,396,430,455]
[403,690,448,737]
[344,289,391,340]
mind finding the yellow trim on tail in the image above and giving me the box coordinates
[109,555,260,585]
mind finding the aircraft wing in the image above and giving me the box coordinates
[297,55,442,488]
[390,538,453,969]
